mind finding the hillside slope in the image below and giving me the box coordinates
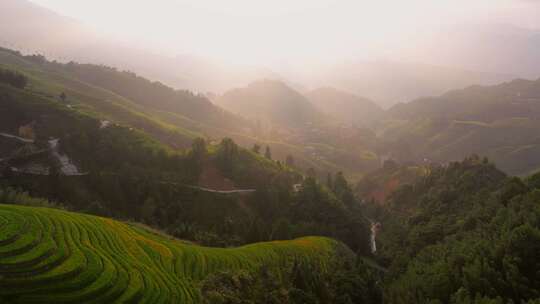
[213,79,381,178]
[368,156,540,303]
[380,78,540,175]
[0,48,382,178]
[0,47,253,148]
[306,87,383,126]
[0,204,343,303]
[215,79,323,129]
[299,60,512,108]
[0,76,371,255]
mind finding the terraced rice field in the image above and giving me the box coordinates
[0,204,339,303]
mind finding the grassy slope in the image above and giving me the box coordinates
[0,204,341,304]
[382,79,540,175]
[0,49,361,177]
[0,50,199,148]
[0,82,174,166]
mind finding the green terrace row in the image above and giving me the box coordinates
[0,204,339,303]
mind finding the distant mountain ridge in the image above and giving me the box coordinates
[306,87,383,126]
[0,0,529,109]
[298,60,514,108]
[215,79,324,129]
[379,78,540,175]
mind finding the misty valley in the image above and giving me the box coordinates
[1,0,540,303]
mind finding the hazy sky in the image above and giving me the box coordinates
[29,0,540,65]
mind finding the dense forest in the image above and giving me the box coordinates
[363,156,540,303]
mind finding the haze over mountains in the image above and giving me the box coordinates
[299,60,515,108]
[215,80,323,129]
[381,78,540,175]
[2,1,540,303]
[0,0,277,93]
[306,87,383,126]
[2,0,540,108]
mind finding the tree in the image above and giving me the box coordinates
[216,138,239,175]
[265,146,272,160]
[85,201,110,217]
[270,218,292,240]
[191,137,207,161]
[189,137,207,179]
[333,172,355,206]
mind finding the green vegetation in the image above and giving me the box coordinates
[381,79,540,176]
[0,204,344,303]
[0,187,60,209]
[356,160,428,204]
[0,49,215,149]
[214,80,381,179]
[215,79,323,129]
[365,156,540,303]
[200,251,382,304]
[0,67,27,89]
[5,43,540,303]
[0,47,379,180]
[0,61,370,256]
[306,87,383,126]
[57,62,245,135]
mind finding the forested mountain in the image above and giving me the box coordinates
[56,62,246,132]
[355,160,427,204]
[211,73,540,178]
[6,42,540,180]
[0,57,381,302]
[0,46,252,147]
[306,87,384,126]
[215,79,324,129]
[364,156,540,303]
[213,80,383,180]
[0,58,371,253]
[0,47,385,181]
[379,78,540,176]
[1,48,539,304]
[388,78,540,120]
[4,0,539,110]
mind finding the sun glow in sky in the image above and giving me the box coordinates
[29,0,540,65]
